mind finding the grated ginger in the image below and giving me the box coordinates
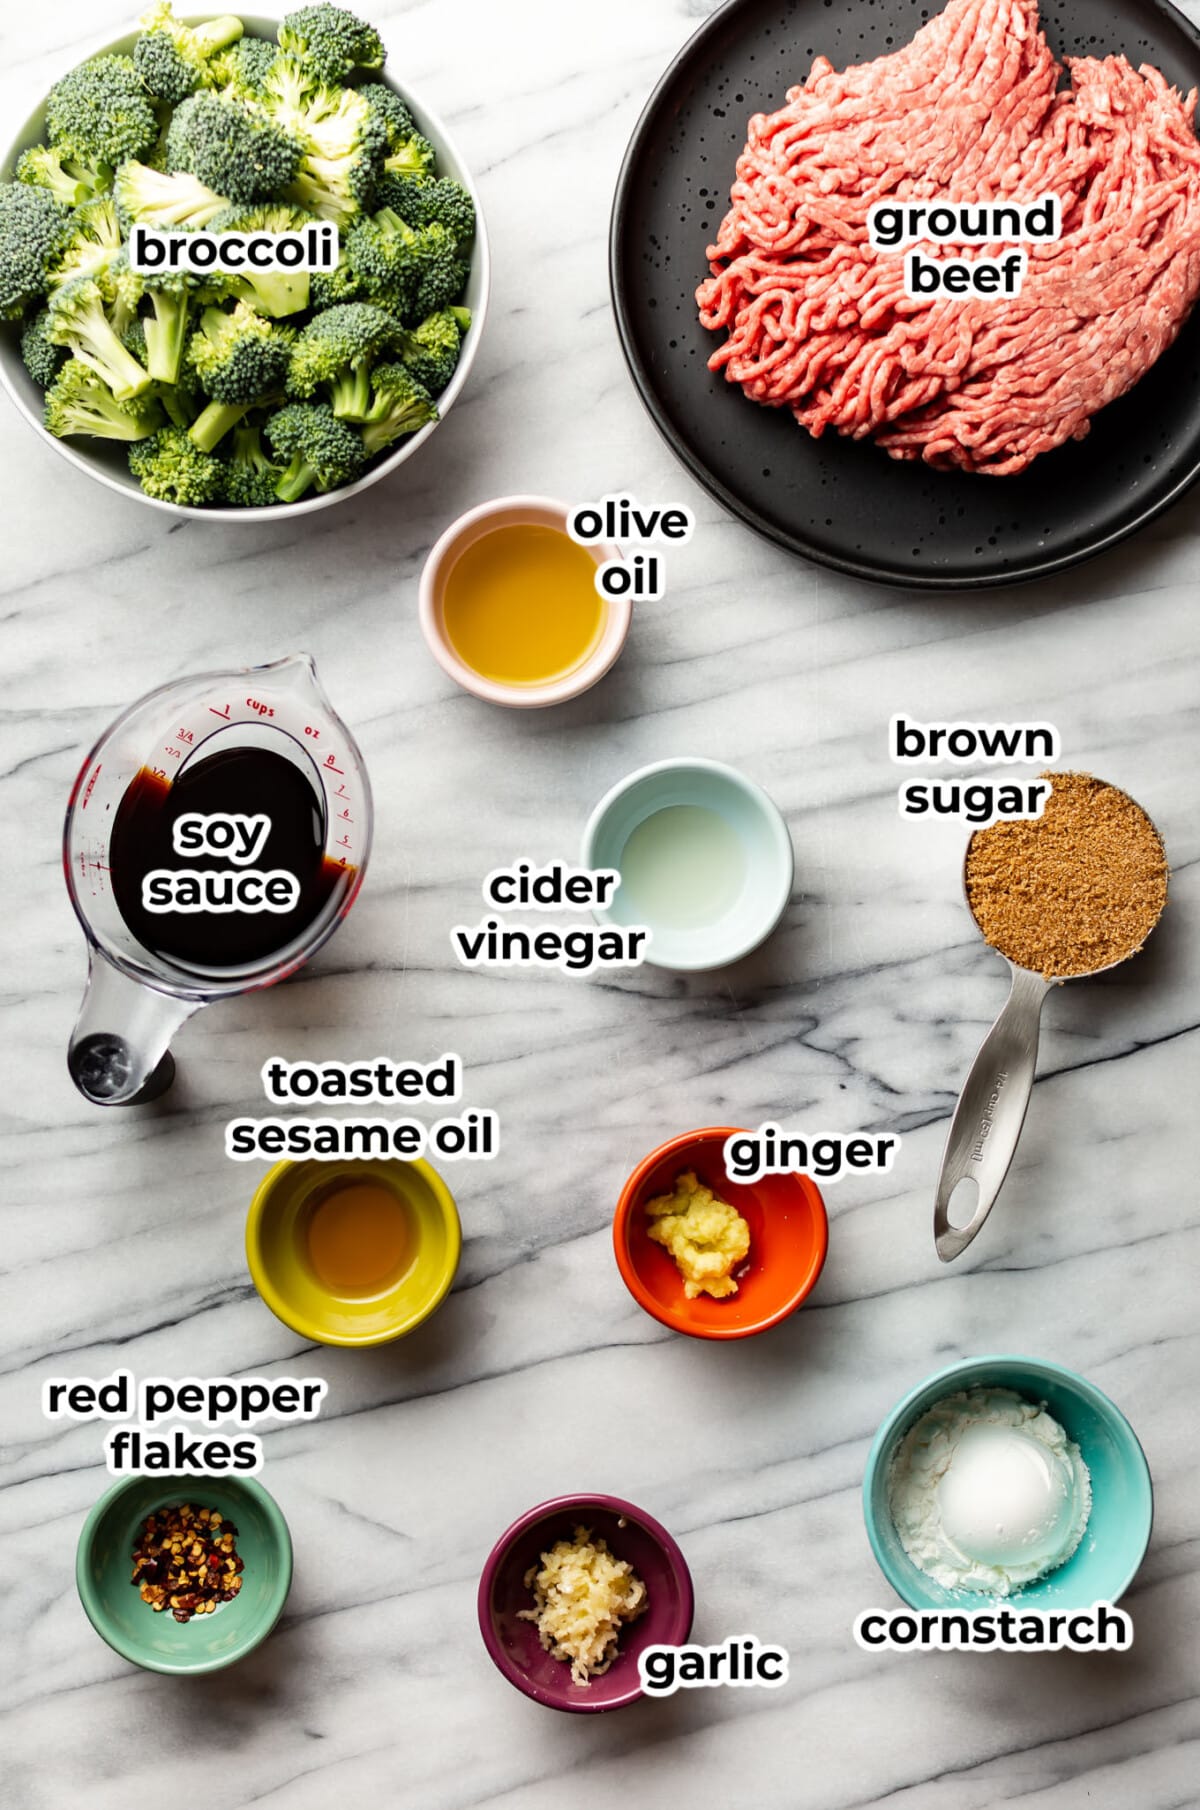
[644,1169,750,1299]
[518,1526,648,1685]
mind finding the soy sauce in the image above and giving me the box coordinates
[110,743,347,971]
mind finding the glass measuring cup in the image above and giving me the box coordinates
[933,786,1166,1261]
[64,654,372,1106]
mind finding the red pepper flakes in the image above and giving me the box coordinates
[130,1501,245,1624]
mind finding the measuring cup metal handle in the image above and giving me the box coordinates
[933,964,1052,1262]
[68,951,195,1107]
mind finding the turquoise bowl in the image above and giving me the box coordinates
[76,1474,293,1674]
[863,1356,1153,1609]
[581,757,794,970]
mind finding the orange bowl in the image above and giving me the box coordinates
[613,1128,828,1340]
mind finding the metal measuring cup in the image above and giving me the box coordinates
[933,786,1166,1262]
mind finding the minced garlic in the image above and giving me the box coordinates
[644,1169,750,1299]
[518,1526,648,1685]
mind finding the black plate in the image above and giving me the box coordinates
[610,0,1200,587]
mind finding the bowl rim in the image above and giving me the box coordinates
[861,1353,1155,1608]
[0,12,491,523]
[75,1472,293,1674]
[581,756,795,970]
[417,494,631,707]
[613,1126,829,1340]
[244,1155,463,1346]
[476,1491,695,1713]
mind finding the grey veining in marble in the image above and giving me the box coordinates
[2,1,1199,1806]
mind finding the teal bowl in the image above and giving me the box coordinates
[76,1474,293,1674]
[581,757,794,970]
[863,1356,1153,1609]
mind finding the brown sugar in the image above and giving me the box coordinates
[964,772,1167,979]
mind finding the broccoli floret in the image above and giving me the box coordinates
[345,209,465,321]
[186,301,294,450]
[166,92,302,205]
[221,419,285,506]
[265,399,365,499]
[308,255,361,310]
[129,424,225,503]
[134,4,245,104]
[136,248,199,384]
[397,307,465,395]
[374,173,475,248]
[287,301,403,419]
[21,307,68,386]
[115,162,229,231]
[205,202,314,316]
[264,66,386,224]
[44,356,163,441]
[359,361,437,457]
[277,6,385,84]
[48,197,124,292]
[99,247,146,341]
[46,56,159,169]
[209,36,281,100]
[383,132,435,181]
[47,274,153,400]
[16,144,110,209]
[0,183,70,319]
[358,85,415,151]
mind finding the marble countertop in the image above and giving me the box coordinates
[2,1,1199,1806]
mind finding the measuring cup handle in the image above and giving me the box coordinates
[933,965,1052,1262]
[68,951,195,1107]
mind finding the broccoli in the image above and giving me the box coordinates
[136,251,198,384]
[186,301,294,450]
[374,173,475,248]
[44,356,163,441]
[221,419,285,506]
[16,144,110,209]
[47,274,153,400]
[99,247,146,341]
[45,55,159,170]
[308,258,361,310]
[358,85,415,150]
[397,307,466,395]
[265,399,365,500]
[264,64,386,224]
[277,6,385,84]
[166,92,302,205]
[287,301,403,419]
[205,202,314,316]
[129,423,225,503]
[209,36,280,100]
[359,361,437,456]
[0,184,71,320]
[345,209,465,321]
[48,197,124,292]
[115,162,229,232]
[21,307,68,387]
[134,3,245,105]
[287,109,385,222]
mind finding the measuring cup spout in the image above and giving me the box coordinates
[68,951,196,1106]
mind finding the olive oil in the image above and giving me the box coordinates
[442,523,604,684]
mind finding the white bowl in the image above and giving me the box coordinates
[419,495,631,707]
[0,13,491,522]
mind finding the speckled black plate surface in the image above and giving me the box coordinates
[610,0,1200,587]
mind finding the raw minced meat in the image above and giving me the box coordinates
[697,0,1200,474]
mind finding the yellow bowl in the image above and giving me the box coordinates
[245,1159,461,1347]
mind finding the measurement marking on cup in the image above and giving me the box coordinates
[970,1070,1008,1162]
[208,705,232,720]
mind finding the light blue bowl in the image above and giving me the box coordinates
[863,1356,1153,1609]
[581,757,794,970]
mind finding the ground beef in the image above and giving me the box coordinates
[696,0,1200,474]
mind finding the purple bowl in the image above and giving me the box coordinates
[477,1494,695,1712]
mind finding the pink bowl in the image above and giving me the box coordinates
[477,1494,694,1712]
